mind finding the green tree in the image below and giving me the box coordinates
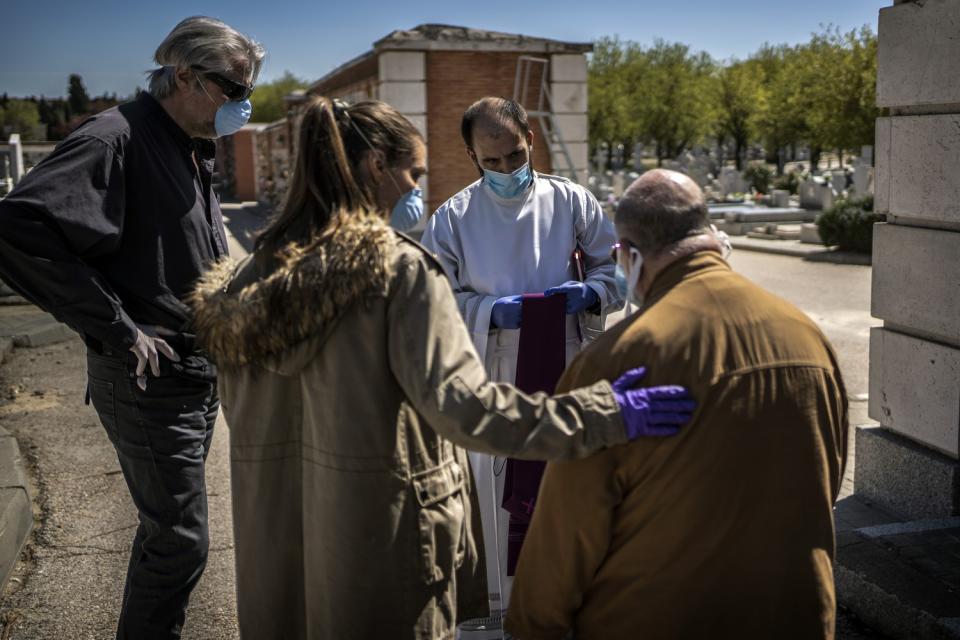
[788,26,879,168]
[68,74,90,115]
[752,44,811,173]
[628,40,716,166]
[0,99,42,137]
[713,59,766,170]
[250,71,308,123]
[588,37,634,167]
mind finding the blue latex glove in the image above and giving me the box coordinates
[544,281,599,314]
[612,367,697,439]
[491,295,523,329]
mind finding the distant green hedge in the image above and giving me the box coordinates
[743,164,774,194]
[772,171,802,195]
[816,195,885,253]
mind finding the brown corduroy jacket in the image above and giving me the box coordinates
[507,251,849,640]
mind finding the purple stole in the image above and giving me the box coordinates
[502,292,567,574]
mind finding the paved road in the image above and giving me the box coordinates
[728,250,879,401]
[0,207,883,638]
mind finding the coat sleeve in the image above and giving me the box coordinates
[505,450,622,639]
[386,249,627,460]
[421,207,497,360]
[0,134,137,349]
[574,187,621,316]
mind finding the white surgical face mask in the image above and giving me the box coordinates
[710,224,733,260]
[195,72,252,138]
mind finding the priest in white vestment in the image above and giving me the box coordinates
[421,97,622,617]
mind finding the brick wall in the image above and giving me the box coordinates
[233,129,257,201]
[425,50,553,213]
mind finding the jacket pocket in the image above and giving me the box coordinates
[414,460,467,585]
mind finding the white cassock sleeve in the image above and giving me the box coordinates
[574,187,622,339]
[421,208,497,362]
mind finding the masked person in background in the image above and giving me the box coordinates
[0,17,262,639]
[191,97,696,640]
[421,97,622,615]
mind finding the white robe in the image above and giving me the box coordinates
[421,173,621,615]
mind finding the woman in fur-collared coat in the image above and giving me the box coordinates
[190,97,684,640]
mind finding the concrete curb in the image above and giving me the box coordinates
[0,427,33,590]
[728,237,873,265]
[0,315,74,350]
[9,320,74,348]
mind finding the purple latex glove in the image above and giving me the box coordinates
[612,367,696,439]
[491,295,523,329]
[544,281,599,314]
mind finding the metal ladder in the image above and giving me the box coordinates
[513,56,579,183]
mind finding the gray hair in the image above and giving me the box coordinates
[147,16,265,99]
[615,169,710,254]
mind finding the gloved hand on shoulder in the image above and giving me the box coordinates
[611,367,697,439]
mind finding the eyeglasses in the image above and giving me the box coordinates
[193,67,254,102]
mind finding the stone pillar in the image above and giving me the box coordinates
[378,51,429,203]
[549,54,589,185]
[855,0,960,520]
[8,133,24,185]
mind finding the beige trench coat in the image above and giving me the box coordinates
[191,215,627,640]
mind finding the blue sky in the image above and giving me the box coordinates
[2,0,888,98]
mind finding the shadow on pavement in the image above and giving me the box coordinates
[220,201,272,255]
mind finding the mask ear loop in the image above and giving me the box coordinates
[194,72,219,106]
[710,224,733,260]
[623,247,643,315]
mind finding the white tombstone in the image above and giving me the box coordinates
[719,167,746,195]
[8,133,24,185]
[612,172,626,198]
[593,143,608,171]
[820,185,836,211]
[829,171,847,195]
[771,189,791,208]
[611,144,625,170]
[799,180,834,210]
[851,165,874,197]
[632,143,645,170]
[685,168,711,188]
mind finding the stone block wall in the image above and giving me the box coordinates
[857,0,960,518]
[379,51,429,203]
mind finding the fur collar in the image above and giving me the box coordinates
[191,214,393,368]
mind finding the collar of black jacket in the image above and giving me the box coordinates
[137,91,216,160]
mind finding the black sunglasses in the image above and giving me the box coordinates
[194,68,254,102]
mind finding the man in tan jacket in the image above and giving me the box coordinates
[507,169,849,640]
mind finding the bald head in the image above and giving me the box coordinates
[615,169,710,255]
[461,97,531,148]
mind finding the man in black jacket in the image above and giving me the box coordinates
[0,17,263,639]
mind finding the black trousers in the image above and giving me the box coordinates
[86,347,219,640]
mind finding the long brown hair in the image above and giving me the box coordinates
[254,96,422,256]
